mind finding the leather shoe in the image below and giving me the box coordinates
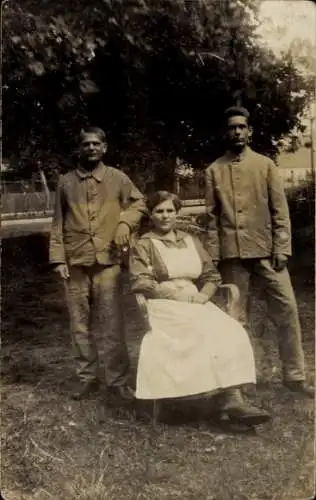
[107,385,135,401]
[284,380,314,398]
[224,403,271,426]
[71,380,100,401]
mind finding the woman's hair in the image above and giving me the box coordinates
[146,190,182,213]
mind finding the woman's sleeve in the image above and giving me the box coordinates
[129,238,177,299]
[192,236,222,299]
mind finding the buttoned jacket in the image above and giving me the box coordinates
[205,147,292,260]
[49,162,146,266]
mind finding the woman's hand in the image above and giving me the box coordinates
[173,291,209,304]
[173,290,193,302]
[190,292,209,304]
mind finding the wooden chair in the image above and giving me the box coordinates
[134,283,240,427]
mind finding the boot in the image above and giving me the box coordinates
[71,379,100,401]
[220,387,271,426]
[283,380,314,398]
[107,384,135,401]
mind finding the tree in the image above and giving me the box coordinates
[3,0,314,190]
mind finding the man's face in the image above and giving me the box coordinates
[226,115,251,150]
[79,133,107,165]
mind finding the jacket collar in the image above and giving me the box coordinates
[142,229,188,242]
[224,146,252,163]
[76,162,106,182]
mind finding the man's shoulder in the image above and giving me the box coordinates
[205,155,227,173]
[248,148,275,166]
[59,169,77,183]
[104,164,121,174]
[103,164,125,175]
[103,165,133,183]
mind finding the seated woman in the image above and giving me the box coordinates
[129,190,270,426]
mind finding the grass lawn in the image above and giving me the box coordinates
[1,236,315,500]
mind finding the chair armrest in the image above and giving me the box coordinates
[213,284,240,318]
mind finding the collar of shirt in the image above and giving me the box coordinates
[76,162,106,182]
[142,229,188,243]
[225,146,251,163]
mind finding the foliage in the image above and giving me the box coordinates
[287,177,315,224]
[3,0,314,189]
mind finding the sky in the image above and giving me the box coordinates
[257,0,316,55]
[257,1,316,125]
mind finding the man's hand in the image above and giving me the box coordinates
[54,264,69,280]
[114,222,131,248]
[272,253,288,272]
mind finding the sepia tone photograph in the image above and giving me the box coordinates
[1,1,315,499]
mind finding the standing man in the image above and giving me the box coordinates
[49,126,146,401]
[205,106,312,397]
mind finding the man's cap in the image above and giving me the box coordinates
[224,106,250,119]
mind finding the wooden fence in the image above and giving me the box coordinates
[1,192,55,216]
[1,170,314,217]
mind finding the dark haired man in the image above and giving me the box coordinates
[50,127,146,400]
[205,106,313,397]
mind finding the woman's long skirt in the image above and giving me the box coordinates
[136,299,256,400]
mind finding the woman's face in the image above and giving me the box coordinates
[151,199,178,234]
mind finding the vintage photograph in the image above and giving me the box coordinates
[1,1,315,499]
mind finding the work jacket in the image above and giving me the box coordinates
[49,162,146,267]
[205,147,292,260]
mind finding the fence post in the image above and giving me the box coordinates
[38,168,50,211]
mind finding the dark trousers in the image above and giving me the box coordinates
[220,258,305,382]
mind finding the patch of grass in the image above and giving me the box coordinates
[1,238,315,499]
